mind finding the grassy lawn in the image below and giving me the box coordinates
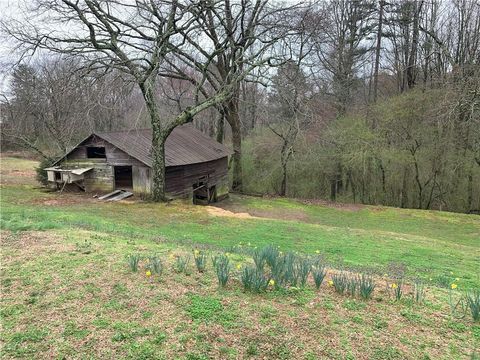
[1,156,479,359]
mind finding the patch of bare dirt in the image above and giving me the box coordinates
[205,206,257,219]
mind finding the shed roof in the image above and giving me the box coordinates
[56,124,231,167]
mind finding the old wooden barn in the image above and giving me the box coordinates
[45,124,232,203]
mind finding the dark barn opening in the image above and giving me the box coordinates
[193,182,217,204]
[114,166,133,189]
[87,146,106,158]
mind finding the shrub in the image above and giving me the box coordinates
[148,256,163,275]
[312,264,327,289]
[359,274,375,300]
[466,289,480,322]
[241,266,269,293]
[126,254,141,272]
[174,255,190,274]
[332,272,348,295]
[212,254,230,287]
[35,157,54,186]
[193,250,208,273]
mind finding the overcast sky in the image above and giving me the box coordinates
[0,0,22,94]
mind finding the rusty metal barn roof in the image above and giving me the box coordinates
[95,124,232,167]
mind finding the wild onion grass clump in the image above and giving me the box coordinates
[241,266,269,293]
[312,263,327,289]
[148,255,163,275]
[193,250,208,273]
[466,289,480,322]
[174,255,190,274]
[212,254,230,287]
[332,272,349,294]
[126,254,141,272]
[359,274,376,299]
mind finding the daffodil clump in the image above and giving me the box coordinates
[312,261,327,290]
[212,254,230,287]
[148,255,163,275]
[173,254,190,274]
[359,274,376,299]
[331,272,349,295]
[241,266,269,293]
[126,254,141,272]
[193,249,208,273]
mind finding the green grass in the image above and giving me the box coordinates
[1,182,478,287]
[1,156,480,359]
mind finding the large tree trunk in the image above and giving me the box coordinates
[216,107,225,143]
[225,94,243,192]
[407,0,423,89]
[140,79,168,202]
[230,113,243,191]
[151,132,167,202]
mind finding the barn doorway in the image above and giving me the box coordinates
[114,166,133,190]
[193,183,217,204]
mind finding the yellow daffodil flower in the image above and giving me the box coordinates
[328,280,334,286]
[451,283,457,290]
[390,283,398,289]
[236,264,242,270]
[145,270,152,277]
[269,279,275,286]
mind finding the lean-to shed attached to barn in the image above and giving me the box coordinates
[45,124,232,203]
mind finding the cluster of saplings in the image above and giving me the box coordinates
[125,245,480,322]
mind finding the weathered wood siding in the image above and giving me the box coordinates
[61,135,145,193]
[58,135,229,198]
[67,136,145,167]
[62,159,113,192]
[165,157,229,197]
[132,166,151,196]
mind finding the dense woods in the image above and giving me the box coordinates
[1,0,479,212]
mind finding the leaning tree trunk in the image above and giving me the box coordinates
[279,143,289,197]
